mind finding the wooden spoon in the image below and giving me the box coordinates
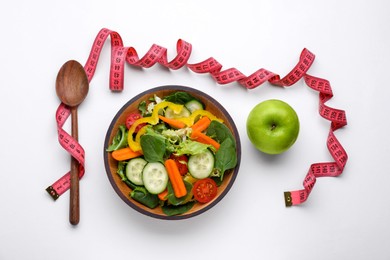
[56,60,89,225]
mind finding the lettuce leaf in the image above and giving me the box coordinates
[174,139,214,156]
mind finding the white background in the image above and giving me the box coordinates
[1,0,389,259]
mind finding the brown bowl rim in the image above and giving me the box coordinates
[103,85,241,220]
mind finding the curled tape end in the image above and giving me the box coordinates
[46,186,60,201]
[284,192,292,207]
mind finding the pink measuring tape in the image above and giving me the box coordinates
[46,28,348,206]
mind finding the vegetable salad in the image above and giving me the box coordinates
[107,91,238,216]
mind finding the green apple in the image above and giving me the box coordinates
[246,99,299,155]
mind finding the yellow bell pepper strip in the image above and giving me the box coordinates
[128,101,184,151]
[135,125,150,144]
[176,110,223,127]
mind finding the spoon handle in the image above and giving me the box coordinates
[70,107,80,225]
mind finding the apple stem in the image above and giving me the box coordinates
[271,124,276,131]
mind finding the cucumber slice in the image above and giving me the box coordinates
[142,162,169,194]
[126,158,147,185]
[185,99,204,113]
[188,149,215,179]
[165,106,191,119]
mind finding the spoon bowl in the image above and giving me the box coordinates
[56,60,89,107]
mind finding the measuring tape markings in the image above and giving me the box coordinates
[47,28,348,207]
[283,74,348,206]
[46,103,85,200]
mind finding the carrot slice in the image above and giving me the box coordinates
[158,115,186,129]
[165,159,187,198]
[111,147,142,161]
[191,116,211,134]
[191,130,220,151]
[158,189,169,201]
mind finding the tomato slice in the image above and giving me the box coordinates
[192,178,217,203]
[169,154,188,176]
[125,112,146,132]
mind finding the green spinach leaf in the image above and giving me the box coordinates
[130,187,160,209]
[162,201,195,216]
[206,120,236,149]
[140,134,166,163]
[164,91,202,105]
[214,138,237,180]
[166,180,193,206]
[206,120,237,180]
